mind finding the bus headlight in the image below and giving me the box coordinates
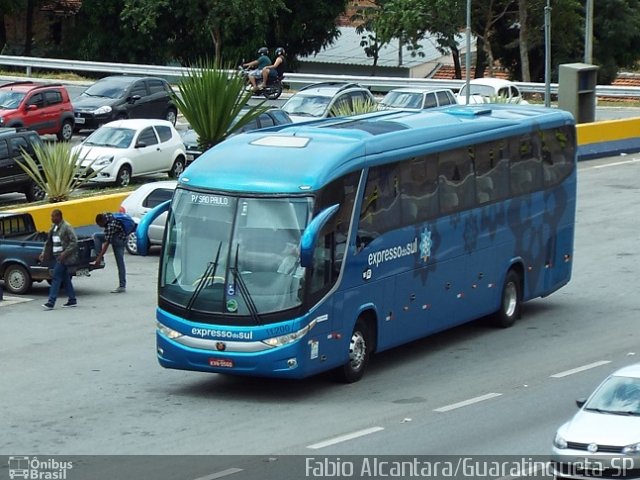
[157,322,183,340]
[262,319,317,348]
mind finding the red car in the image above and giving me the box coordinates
[0,81,75,141]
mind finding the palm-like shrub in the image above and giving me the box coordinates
[330,97,379,118]
[16,142,97,203]
[172,61,270,152]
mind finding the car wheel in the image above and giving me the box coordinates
[493,269,522,328]
[57,119,74,142]
[165,108,177,125]
[115,165,131,187]
[335,318,372,383]
[24,181,45,202]
[125,232,138,255]
[4,264,32,295]
[168,157,185,178]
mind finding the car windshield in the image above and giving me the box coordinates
[282,95,331,117]
[0,91,25,109]
[181,129,199,146]
[159,188,312,321]
[83,127,135,148]
[459,84,496,97]
[83,81,128,99]
[584,375,640,415]
[380,91,423,109]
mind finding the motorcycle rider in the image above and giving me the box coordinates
[259,47,286,90]
[242,47,271,90]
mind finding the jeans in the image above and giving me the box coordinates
[93,233,126,288]
[48,260,75,305]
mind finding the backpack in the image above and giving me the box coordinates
[112,212,137,236]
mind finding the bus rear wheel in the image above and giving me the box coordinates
[335,318,371,383]
[494,269,522,328]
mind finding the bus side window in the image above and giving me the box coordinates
[474,140,509,204]
[400,155,438,222]
[542,126,575,186]
[510,134,542,195]
[357,163,401,248]
[438,148,475,213]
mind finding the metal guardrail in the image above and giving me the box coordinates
[2,54,640,97]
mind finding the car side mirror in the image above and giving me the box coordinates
[576,398,586,408]
[135,141,147,149]
[26,104,38,111]
[128,94,141,104]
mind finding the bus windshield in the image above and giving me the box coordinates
[159,188,313,318]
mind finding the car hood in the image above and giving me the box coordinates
[558,410,640,446]
[73,96,118,111]
[0,107,19,115]
[74,145,124,162]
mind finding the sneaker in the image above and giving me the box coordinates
[62,301,77,308]
[42,302,54,310]
[111,287,126,293]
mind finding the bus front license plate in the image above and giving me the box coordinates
[209,358,233,368]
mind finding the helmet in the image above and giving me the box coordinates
[258,47,269,55]
[275,47,285,56]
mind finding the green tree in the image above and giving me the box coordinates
[172,61,269,151]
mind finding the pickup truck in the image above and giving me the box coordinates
[0,212,104,294]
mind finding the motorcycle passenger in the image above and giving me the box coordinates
[259,47,286,90]
[242,47,271,90]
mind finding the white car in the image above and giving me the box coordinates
[74,119,186,187]
[378,87,457,111]
[119,180,177,254]
[457,78,527,105]
[551,363,640,479]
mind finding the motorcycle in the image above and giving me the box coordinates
[238,66,284,100]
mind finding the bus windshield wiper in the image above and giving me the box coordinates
[229,243,261,325]
[186,242,222,312]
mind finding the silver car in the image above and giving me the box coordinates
[552,363,640,479]
[119,180,177,254]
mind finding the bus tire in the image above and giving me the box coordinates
[494,269,522,328]
[335,318,371,383]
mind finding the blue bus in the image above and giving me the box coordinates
[138,104,576,382]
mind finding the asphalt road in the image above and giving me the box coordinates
[1,153,639,479]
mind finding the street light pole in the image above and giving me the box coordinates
[544,0,551,107]
[465,0,471,104]
[585,0,593,63]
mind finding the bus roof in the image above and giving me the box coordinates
[180,105,575,194]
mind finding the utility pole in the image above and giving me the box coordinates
[584,0,593,63]
[465,0,471,104]
[544,0,551,107]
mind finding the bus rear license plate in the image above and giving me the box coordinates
[209,358,233,368]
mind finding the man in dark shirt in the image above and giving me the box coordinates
[93,213,127,293]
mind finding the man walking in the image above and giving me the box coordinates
[93,213,127,293]
[40,209,78,309]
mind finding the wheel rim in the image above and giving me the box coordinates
[118,169,131,187]
[62,122,73,140]
[166,110,177,124]
[173,160,184,177]
[348,330,367,372]
[503,281,518,318]
[7,268,26,292]
[126,232,138,254]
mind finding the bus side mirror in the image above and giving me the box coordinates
[300,204,339,268]
[136,199,171,256]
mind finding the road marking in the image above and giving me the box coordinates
[306,426,384,449]
[192,468,243,480]
[589,158,640,169]
[550,360,611,378]
[0,295,33,307]
[433,392,502,413]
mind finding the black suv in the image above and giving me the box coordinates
[0,127,45,202]
[72,76,178,131]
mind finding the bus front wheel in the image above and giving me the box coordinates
[494,269,522,328]
[336,318,371,383]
